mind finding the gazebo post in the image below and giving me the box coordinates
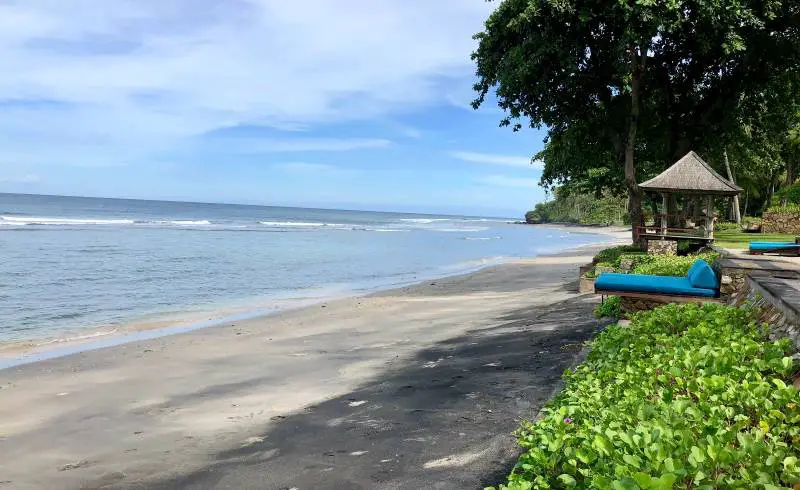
[705,195,714,239]
[660,193,669,237]
[693,196,701,229]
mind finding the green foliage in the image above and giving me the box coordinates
[594,245,643,266]
[473,0,800,229]
[593,296,621,320]
[776,184,800,206]
[767,204,800,214]
[715,221,743,232]
[489,304,800,490]
[586,246,717,277]
[631,253,719,277]
[527,188,628,225]
[526,202,556,224]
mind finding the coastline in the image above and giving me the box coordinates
[0,229,627,490]
[0,224,629,368]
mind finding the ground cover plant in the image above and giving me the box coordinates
[585,247,719,279]
[490,303,800,490]
[593,296,622,320]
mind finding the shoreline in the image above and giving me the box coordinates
[0,225,629,369]
[0,235,625,489]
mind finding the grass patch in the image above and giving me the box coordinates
[489,303,800,490]
[714,230,796,249]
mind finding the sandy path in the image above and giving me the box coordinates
[0,242,618,489]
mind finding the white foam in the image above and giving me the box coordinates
[463,236,501,241]
[398,218,450,224]
[259,221,350,228]
[169,220,212,226]
[0,215,135,226]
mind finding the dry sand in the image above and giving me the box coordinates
[0,227,629,489]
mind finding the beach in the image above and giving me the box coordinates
[0,227,628,490]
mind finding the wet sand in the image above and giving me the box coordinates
[0,228,628,489]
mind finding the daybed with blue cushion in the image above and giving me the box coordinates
[594,259,721,303]
[748,241,800,256]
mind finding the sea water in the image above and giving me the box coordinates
[0,193,611,344]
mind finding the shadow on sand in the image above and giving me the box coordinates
[137,296,603,490]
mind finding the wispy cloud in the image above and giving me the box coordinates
[256,138,391,153]
[0,0,495,167]
[478,175,540,189]
[448,151,541,168]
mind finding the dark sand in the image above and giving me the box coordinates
[0,235,625,490]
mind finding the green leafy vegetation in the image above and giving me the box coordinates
[775,183,800,207]
[767,204,800,214]
[473,0,800,242]
[526,188,627,225]
[593,296,621,320]
[630,253,719,277]
[489,303,800,490]
[594,245,644,266]
[584,246,718,278]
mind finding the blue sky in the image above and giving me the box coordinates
[0,0,548,217]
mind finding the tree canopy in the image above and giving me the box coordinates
[472,0,800,241]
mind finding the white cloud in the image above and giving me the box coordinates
[232,138,391,153]
[0,0,495,167]
[448,151,541,168]
[479,175,540,189]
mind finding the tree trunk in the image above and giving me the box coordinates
[743,189,749,217]
[783,156,797,206]
[723,148,741,223]
[625,47,645,245]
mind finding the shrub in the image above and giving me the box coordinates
[490,303,800,490]
[631,252,719,276]
[594,245,643,266]
[775,183,800,205]
[593,296,621,319]
[767,203,800,214]
[715,221,741,232]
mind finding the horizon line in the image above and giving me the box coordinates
[0,191,515,220]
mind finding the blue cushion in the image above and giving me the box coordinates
[595,272,717,297]
[686,260,705,281]
[749,242,799,251]
[687,259,717,290]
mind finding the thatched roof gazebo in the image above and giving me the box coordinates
[638,151,742,244]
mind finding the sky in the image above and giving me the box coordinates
[0,0,548,217]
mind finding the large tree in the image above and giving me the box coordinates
[472,0,800,242]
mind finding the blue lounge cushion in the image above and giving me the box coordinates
[749,242,799,251]
[595,272,717,297]
[687,259,717,290]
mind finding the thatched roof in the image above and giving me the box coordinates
[639,151,743,195]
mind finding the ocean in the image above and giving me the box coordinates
[0,193,611,346]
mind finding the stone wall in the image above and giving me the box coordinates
[719,266,748,302]
[762,211,800,234]
[731,278,800,354]
[646,239,677,255]
[620,296,670,314]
